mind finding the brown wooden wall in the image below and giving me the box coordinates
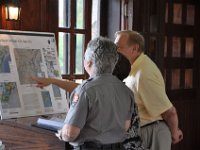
[1,0,59,49]
[0,0,58,34]
[1,0,200,150]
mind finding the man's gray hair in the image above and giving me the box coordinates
[85,37,118,75]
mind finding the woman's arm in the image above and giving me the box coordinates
[31,77,79,92]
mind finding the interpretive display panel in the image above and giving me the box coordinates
[0,30,68,119]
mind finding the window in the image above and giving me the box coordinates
[91,0,100,39]
[164,1,196,93]
[58,0,92,81]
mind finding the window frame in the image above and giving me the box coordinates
[57,0,92,81]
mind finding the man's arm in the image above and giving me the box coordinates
[31,77,79,92]
[161,106,183,144]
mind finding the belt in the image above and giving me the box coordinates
[75,142,124,149]
[141,120,164,128]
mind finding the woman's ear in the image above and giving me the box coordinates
[89,60,93,67]
[86,60,93,68]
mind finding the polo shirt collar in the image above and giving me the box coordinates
[131,52,145,69]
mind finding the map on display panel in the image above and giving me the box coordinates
[0,30,68,119]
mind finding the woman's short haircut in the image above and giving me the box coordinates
[85,37,118,75]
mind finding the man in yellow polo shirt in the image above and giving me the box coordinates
[114,30,183,150]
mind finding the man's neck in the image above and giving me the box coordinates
[131,52,142,65]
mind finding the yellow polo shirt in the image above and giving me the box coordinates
[124,53,172,126]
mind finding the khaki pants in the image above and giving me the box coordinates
[140,121,171,150]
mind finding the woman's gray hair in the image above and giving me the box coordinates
[84,37,118,75]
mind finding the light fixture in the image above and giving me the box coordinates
[5,0,21,21]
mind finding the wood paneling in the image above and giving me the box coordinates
[0,0,58,33]
[20,0,42,31]
[120,0,200,149]
[172,101,200,150]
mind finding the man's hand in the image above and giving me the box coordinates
[162,106,183,144]
[172,128,183,144]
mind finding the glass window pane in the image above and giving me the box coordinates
[171,69,180,89]
[172,37,181,57]
[58,32,70,74]
[185,69,193,89]
[149,37,157,60]
[75,34,84,74]
[76,0,84,29]
[74,79,83,84]
[186,5,195,25]
[92,0,100,39]
[127,0,133,30]
[121,0,128,30]
[59,0,70,27]
[185,38,193,58]
[150,0,158,32]
[173,4,182,24]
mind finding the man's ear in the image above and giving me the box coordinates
[132,44,139,52]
